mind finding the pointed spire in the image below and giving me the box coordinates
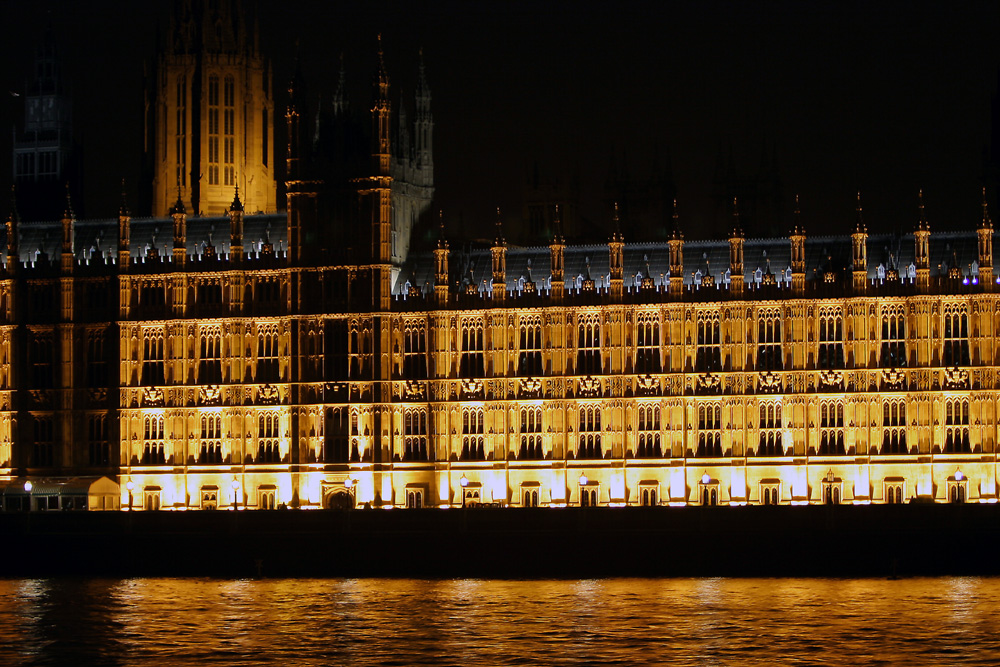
[670,198,682,240]
[119,179,130,217]
[374,33,389,100]
[171,185,186,215]
[230,184,244,212]
[7,185,19,225]
[495,206,504,245]
[982,186,993,229]
[731,196,742,236]
[553,203,564,241]
[915,189,929,231]
[437,209,447,248]
[792,194,803,234]
[62,182,74,219]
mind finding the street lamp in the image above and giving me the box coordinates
[579,474,588,486]
[231,478,241,510]
[125,481,134,511]
[460,474,469,508]
[344,478,354,489]
[955,470,964,481]
[23,480,32,512]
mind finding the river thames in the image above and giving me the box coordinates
[1,577,998,665]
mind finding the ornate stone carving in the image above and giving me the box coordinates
[758,371,782,394]
[460,378,483,399]
[519,377,542,397]
[818,369,843,391]
[578,375,601,398]
[200,385,221,406]
[142,386,164,407]
[943,366,970,390]
[404,380,426,401]
[259,384,280,405]
[881,368,906,391]
[698,372,721,394]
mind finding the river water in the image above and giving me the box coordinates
[1,577,998,665]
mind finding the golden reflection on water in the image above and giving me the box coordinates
[3,578,1000,665]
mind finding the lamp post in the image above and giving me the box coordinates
[231,478,241,510]
[460,474,469,508]
[125,481,134,511]
[23,480,32,512]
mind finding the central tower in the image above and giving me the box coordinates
[146,0,276,217]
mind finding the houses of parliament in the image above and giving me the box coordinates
[3,2,1000,512]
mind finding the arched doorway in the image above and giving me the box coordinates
[325,490,355,510]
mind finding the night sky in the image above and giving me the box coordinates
[1,0,998,241]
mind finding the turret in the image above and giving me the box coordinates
[414,48,433,174]
[913,190,931,290]
[789,196,806,293]
[549,205,566,300]
[372,35,391,177]
[118,182,131,269]
[491,208,507,300]
[609,203,624,298]
[60,184,74,273]
[433,211,450,304]
[229,185,244,263]
[5,186,19,274]
[667,199,684,297]
[852,192,869,292]
[728,197,745,294]
[978,187,993,288]
[172,189,187,267]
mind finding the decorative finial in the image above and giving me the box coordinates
[63,182,74,219]
[231,183,244,212]
[119,179,129,217]
[983,187,992,229]
[495,206,504,244]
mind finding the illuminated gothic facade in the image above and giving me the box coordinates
[146,0,277,217]
[3,19,999,512]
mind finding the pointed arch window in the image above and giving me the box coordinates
[518,316,543,376]
[880,307,907,367]
[518,406,543,460]
[756,310,783,371]
[635,404,662,458]
[696,402,723,457]
[578,405,602,459]
[576,316,602,375]
[635,314,662,374]
[818,401,846,455]
[695,313,721,372]
[943,306,970,366]
[757,401,783,456]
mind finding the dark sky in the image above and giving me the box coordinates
[1,0,998,241]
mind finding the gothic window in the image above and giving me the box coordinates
[175,76,186,186]
[948,479,968,504]
[944,398,971,453]
[199,413,223,464]
[85,334,106,387]
[757,402,783,456]
[518,316,543,376]
[578,405,602,459]
[142,329,166,386]
[459,321,485,378]
[884,481,904,504]
[880,307,907,367]
[29,335,54,389]
[580,484,599,507]
[262,107,269,167]
[635,404,661,458]
[199,327,223,385]
[818,401,846,455]
[87,415,110,466]
[256,325,280,383]
[635,314,662,374]
[461,408,485,461]
[700,481,719,506]
[144,488,161,511]
[639,484,659,506]
[324,320,349,381]
[324,408,351,463]
[403,409,428,461]
[817,308,844,369]
[405,489,424,508]
[208,75,220,186]
[257,412,280,463]
[522,486,540,507]
[31,416,54,467]
[695,313,722,372]
[142,415,165,465]
[201,488,218,510]
[942,306,970,366]
[576,316,602,375]
[223,76,235,186]
[696,402,723,457]
[518,406,543,460]
[197,280,223,311]
[822,480,842,504]
[756,310,783,371]
[881,400,908,454]
[760,483,780,505]
[258,487,276,510]
[402,323,427,378]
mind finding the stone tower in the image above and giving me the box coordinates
[146,0,276,217]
